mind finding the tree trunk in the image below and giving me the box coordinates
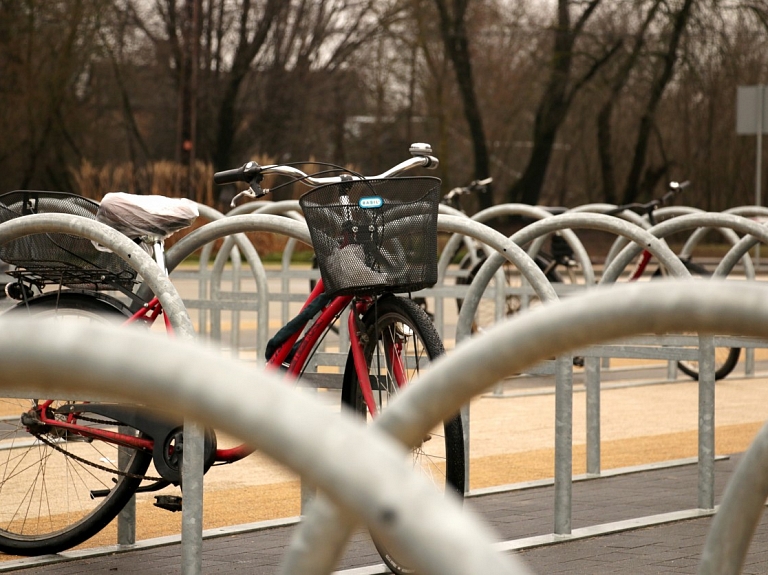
[212,0,282,180]
[620,0,694,205]
[433,0,491,209]
[597,1,661,205]
[505,0,610,206]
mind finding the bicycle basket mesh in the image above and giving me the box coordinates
[0,190,138,290]
[299,177,440,297]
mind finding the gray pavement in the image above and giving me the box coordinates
[2,453,766,574]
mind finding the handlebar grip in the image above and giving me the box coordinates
[422,155,439,169]
[213,167,244,185]
[213,161,262,185]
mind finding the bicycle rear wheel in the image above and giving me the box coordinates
[341,295,464,575]
[0,291,152,555]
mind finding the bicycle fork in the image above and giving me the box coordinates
[348,299,407,418]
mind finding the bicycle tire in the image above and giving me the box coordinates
[459,253,563,334]
[341,295,464,575]
[671,261,741,381]
[0,291,152,555]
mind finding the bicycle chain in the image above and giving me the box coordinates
[70,413,124,427]
[31,430,163,482]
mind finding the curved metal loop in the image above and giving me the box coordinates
[476,205,594,287]
[457,213,686,343]
[435,215,560,344]
[438,204,559,282]
[286,280,768,574]
[603,213,768,283]
[0,318,531,575]
[168,214,312,262]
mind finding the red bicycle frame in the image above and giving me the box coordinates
[32,278,399,465]
[628,249,654,281]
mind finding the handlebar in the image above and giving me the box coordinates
[442,177,493,204]
[604,180,691,220]
[214,143,439,207]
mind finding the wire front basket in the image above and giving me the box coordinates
[0,191,138,290]
[300,177,440,297]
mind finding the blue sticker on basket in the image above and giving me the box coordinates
[358,196,384,209]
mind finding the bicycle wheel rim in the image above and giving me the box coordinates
[0,292,152,554]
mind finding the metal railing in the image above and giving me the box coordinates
[4,206,768,573]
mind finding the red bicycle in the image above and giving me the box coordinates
[0,145,464,572]
[600,181,741,380]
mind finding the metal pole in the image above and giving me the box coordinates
[757,84,764,208]
[698,335,716,510]
[461,404,470,493]
[554,354,573,535]
[585,356,601,476]
[181,420,205,575]
[699,420,768,575]
[756,84,763,269]
[117,425,136,546]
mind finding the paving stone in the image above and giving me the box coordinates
[7,454,768,574]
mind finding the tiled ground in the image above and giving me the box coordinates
[5,454,767,574]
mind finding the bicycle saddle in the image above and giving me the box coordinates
[97,192,199,241]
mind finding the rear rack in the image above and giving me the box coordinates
[0,190,138,291]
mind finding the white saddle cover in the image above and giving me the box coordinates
[97,192,199,240]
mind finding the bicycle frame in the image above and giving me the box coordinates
[19,144,439,483]
[32,277,400,467]
[628,249,654,281]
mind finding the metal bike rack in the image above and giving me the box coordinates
[438,205,593,310]
[0,317,532,575]
[287,279,768,575]
[0,213,194,336]
[219,201,307,346]
[457,212,689,343]
[473,204,595,285]
[7,215,768,574]
[166,203,271,360]
[250,201,314,329]
[433,212,560,339]
[681,204,768,267]
[169,213,312,331]
[454,212,690,526]
[604,210,760,376]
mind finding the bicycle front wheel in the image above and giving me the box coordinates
[672,260,741,381]
[461,254,563,334]
[341,295,464,575]
[0,291,153,555]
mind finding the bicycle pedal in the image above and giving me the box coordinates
[154,495,182,512]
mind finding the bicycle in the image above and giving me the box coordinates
[0,144,464,572]
[439,178,578,333]
[516,181,740,380]
[601,181,741,380]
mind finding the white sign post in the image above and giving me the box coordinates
[737,85,768,206]
[737,85,768,268]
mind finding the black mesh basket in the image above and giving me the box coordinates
[0,190,138,290]
[299,177,440,297]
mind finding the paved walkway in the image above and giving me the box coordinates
[3,453,766,574]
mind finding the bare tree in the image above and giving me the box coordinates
[596,1,662,204]
[0,1,106,192]
[432,0,491,208]
[506,0,620,205]
[620,0,695,205]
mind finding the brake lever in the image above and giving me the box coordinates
[230,176,269,208]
